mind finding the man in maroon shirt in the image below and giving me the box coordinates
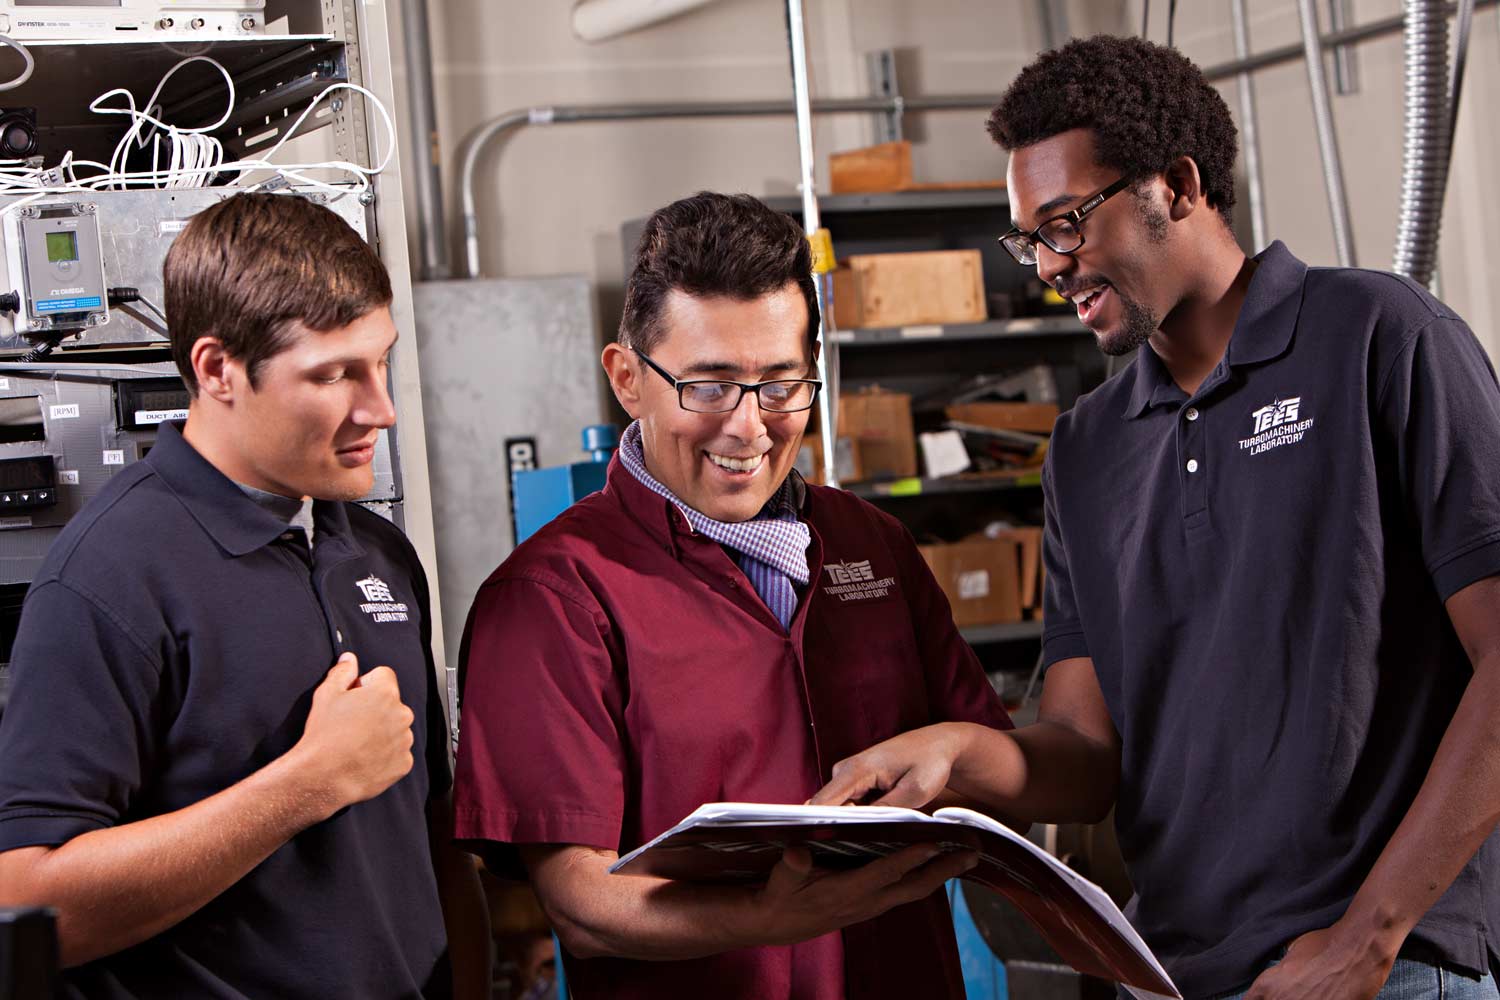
[453,191,1012,999]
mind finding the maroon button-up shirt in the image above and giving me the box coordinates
[454,456,1013,999]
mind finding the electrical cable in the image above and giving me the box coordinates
[0,57,398,199]
[0,34,34,92]
[1168,0,1178,47]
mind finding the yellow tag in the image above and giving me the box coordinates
[807,228,836,274]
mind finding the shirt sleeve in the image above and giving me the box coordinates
[1040,451,1091,668]
[1377,316,1500,600]
[409,548,453,801]
[452,574,627,878]
[0,579,163,851]
[892,521,1014,732]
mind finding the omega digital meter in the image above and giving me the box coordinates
[3,201,109,337]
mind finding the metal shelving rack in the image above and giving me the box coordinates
[4,0,445,666]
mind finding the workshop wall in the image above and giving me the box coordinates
[394,0,1499,357]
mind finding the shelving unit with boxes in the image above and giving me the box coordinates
[768,188,1109,691]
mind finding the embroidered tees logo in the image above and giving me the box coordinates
[355,575,409,623]
[822,559,896,603]
[1239,395,1315,456]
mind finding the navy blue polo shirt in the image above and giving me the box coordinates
[0,422,452,999]
[1042,242,1500,997]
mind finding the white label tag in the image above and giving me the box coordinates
[0,378,9,390]
[157,220,189,236]
[58,470,79,485]
[134,408,188,425]
[0,516,32,530]
[102,450,125,466]
[49,404,80,420]
[900,324,944,339]
[957,569,991,600]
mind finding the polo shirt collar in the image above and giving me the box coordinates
[147,421,348,558]
[1122,240,1308,419]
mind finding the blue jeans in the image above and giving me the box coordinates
[1213,957,1499,1000]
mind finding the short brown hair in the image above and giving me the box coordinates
[619,191,819,354]
[164,193,392,395]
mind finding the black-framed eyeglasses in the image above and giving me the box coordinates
[634,349,822,414]
[998,176,1133,266]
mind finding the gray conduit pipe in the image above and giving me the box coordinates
[455,94,997,279]
[1394,0,1452,284]
[1230,0,1269,252]
[1297,0,1357,266]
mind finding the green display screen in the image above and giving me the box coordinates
[45,230,78,264]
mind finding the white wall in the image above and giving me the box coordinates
[393,1,1124,304]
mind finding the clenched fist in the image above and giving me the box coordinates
[293,652,416,814]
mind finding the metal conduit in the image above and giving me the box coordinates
[1201,0,1497,81]
[782,0,838,487]
[456,94,997,279]
[401,0,450,280]
[1394,0,1453,284]
[1297,0,1357,266]
[450,0,1499,281]
[1229,0,1269,251]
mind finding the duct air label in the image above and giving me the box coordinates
[49,404,80,420]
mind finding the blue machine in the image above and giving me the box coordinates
[511,424,619,545]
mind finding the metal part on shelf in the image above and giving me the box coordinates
[161,41,349,159]
[865,49,903,144]
[0,36,335,165]
[0,188,368,353]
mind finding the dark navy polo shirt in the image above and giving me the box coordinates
[1042,242,1500,997]
[0,422,452,999]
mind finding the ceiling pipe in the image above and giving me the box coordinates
[572,0,726,42]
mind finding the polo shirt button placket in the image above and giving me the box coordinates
[1181,403,1209,522]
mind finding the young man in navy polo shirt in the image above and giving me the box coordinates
[0,193,488,998]
[453,191,1010,999]
[813,36,1500,1000]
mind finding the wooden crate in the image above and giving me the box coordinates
[946,401,1062,435]
[830,140,1007,195]
[831,250,987,329]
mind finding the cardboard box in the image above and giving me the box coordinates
[840,387,917,481]
[918,538,1023,627]
[980,526,1043,612]
[832,250,987,330]
[829,139,1008,195]
[945,401,1061,435]
[796,431,860,486]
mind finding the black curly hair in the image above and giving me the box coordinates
[988,35,1238,227]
